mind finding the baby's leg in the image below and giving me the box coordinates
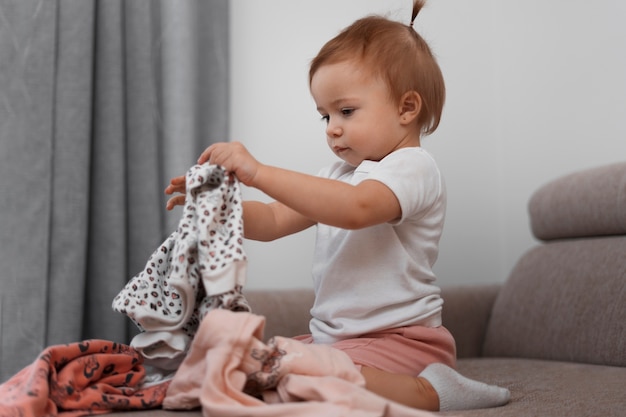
[361,366,439,410]
[361,364,510,411]
[299,326,509,411]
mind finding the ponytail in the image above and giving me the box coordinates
[410,0,425,28]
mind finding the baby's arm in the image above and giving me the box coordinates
[202,142,401,229]
[242,201,315,241]
[164,169,315,241]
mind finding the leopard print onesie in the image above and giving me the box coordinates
[112,164,250,370]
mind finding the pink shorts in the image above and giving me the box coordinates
[293,325,456,376]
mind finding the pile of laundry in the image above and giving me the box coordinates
[0,164,434,417]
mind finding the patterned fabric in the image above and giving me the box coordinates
[0,340,169,417]
[112,164,251,367]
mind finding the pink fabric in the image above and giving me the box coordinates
[294,325,456,375]
[163,309,437,417]
[266,374,439,417]
[0,340,169,417]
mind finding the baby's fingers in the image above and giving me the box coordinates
[197,143,223,164]
[166,195,185,210]
[169,175,186,186]
[197,148,210,164]
[165,175,186,195]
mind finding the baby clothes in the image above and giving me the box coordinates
[0,339,169,416]
[163,309,435,417]
[311,148,446,344]
[112,164,250,370]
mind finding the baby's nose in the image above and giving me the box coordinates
[326,122,342,137]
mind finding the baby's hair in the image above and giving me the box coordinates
[410,0,422,27]
[309,0,444,135]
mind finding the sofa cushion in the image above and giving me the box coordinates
[529,161,626,241]
[483,236,626,366]
[440,358,626,417]
[108,358,626,417]
[441,284,500,358]
[244,288,315,340]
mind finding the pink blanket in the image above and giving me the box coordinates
[164,309,438,417]
[0,340,169,417]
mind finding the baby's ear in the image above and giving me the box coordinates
[399,91,422,125]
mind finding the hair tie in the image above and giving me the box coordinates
[411,0,424,29]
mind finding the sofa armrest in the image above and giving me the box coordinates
[441,284,501,358]
[244,288,315,341]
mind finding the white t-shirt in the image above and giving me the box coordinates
[310,147,446,344]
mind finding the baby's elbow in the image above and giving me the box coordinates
[338,201,397,230]
[339,211,377,230]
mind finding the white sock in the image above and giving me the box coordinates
[419,363,510,411]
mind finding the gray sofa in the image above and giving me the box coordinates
[113,161,626,416]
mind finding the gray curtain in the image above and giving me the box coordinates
[0,0,229,382]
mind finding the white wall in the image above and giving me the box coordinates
[229,0,626,290]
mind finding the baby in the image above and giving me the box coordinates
[166,0,510,411]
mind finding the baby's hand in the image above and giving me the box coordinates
[164,175,186,210]
[198,142,260,186]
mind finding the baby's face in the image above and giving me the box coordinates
[310,61,418,166]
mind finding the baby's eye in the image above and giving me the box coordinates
[320,115,330,124]
[341,108,355,116]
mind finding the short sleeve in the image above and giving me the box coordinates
[366,148,444,223]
